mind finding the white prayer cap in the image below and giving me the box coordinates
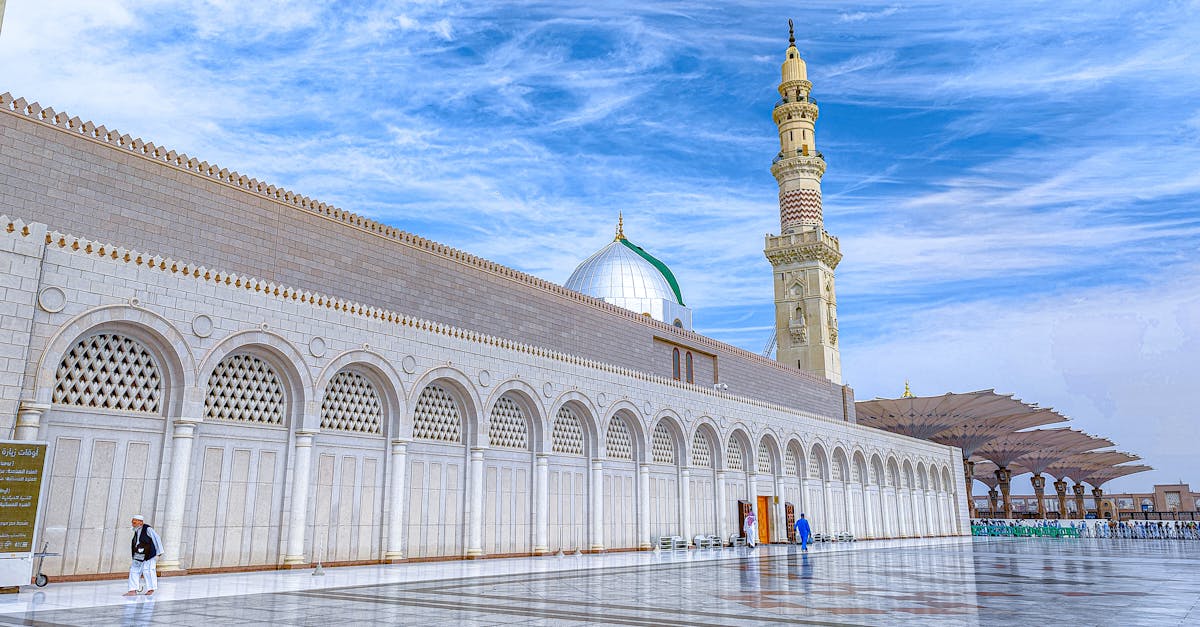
[132,514,145,521]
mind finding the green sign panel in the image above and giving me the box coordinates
[0,442,47,554]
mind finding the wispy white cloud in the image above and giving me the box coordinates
[1,0,1197,487]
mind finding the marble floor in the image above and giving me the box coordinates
[0,537,1195,626]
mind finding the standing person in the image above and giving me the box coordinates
[794,513,812,551]
[744,511,758,548]
[124,515,164,597]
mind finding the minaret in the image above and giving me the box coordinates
[764,20,843,384]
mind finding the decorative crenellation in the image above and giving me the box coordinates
[0,92,829,385]
[1,215,879,431]
[605,417,633,460]
[53,332,162,414]
[764,230,843,269]
[651,423,675,465]
[320,370,383,434]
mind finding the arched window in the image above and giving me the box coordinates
[205,353,284,425]
[489,396,529,450]
[606,417,633,460]
[413,384,463,443]
[685,352,694,384]
[54,333,163,413]
[671,348,680,380]
[321,370,382,434]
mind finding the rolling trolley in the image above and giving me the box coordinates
[32,542,59,587]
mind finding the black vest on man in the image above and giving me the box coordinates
[132,525,158,560]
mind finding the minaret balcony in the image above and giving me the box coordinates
[764,230,843,269]
[770,152,827,179]
[772,149,824,165]
[773,96,817,108]
[772,100,819,124]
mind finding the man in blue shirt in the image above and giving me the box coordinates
[794,513,812,551]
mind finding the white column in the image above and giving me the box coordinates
[534,453,549,554]
[384,440,408,560]
[844,483,855,537]
[747,472,758,517]
[157,419,198,572]
[775,475,786,542]
[589,458,604,551]
[715,470,728,542]
[679,467,691,544]
[824,481,834,533]
[638,463,651,548]
[467,447,486,557]
[283,430,317,565]
[797,477,808,522]
[14,401,49,441]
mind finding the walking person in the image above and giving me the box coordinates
[794,513,812,551]
[744,511,758,548]
[124,515,164,597]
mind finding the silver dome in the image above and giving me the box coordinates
[564,237,692,329]
[565,240,677,305]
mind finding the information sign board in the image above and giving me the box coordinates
[0,441,47,587]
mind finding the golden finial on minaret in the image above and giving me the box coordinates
[615,212,626,241]
[902,380,914,398]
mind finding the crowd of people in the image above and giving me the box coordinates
[970,518,1200,540]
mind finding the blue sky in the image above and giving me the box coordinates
[3,1,1198,494]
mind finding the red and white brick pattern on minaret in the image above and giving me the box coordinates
[780,188,822,231]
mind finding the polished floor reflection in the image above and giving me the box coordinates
[0,538,1195,626]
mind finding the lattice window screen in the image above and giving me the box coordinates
[489,396,529,450]
[831,456,845,481]
[606,417,632,460]
[785,449,799,476]
[757,443,773,475]
[691,431,711,468]
[320,371,382,434]
[205,354,284,424]
[851,461,864,483]
[726,440,743,471]
[872,463,883,485]
[413,385,462,443]
[808,453,823,479]
[651,423,675,465]
[553,407,584,456]
[54,333,162,413]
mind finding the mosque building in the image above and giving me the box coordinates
[0,27,967,579]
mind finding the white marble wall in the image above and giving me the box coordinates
[2,221,966,576]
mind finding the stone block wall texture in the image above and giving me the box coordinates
[0,104,854,424]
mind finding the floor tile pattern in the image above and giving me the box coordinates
[0,538,1195,626]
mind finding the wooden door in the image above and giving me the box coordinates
[757,496,771,544]
[737,500,752,540]
[785,502,796,542]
